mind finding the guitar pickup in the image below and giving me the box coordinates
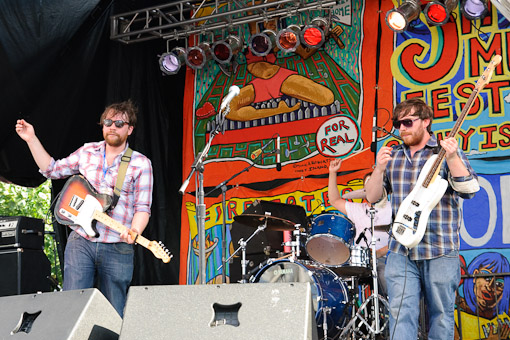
[411,200,420,207]
[403,214,412,222]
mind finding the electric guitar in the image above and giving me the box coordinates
[392,54,501,249]
[55,175,172,263]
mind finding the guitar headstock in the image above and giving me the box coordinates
[148,241,173,263]
[476,55,502,90]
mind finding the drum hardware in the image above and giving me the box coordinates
[339,206,389,339]
[219,215,270,283]
[282,225,307,260]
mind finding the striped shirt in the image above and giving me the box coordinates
[41,141,153,243]
[383,135,477,260]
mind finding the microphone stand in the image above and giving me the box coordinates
[205,146,274,283]
[179,106,230,285]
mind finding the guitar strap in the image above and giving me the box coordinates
[109,147,133,210]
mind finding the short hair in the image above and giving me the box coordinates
[100,99,138,127]
[463,252,510,317]
[393,98,433,134]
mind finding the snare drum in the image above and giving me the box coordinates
[306,214,354,266]
[252,259,349,335]
[333,246,372,277]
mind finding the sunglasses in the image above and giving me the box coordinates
[393,117,420,129]
[103,119,129,128]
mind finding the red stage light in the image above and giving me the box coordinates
[301,26,324,48]
[276,25,301,53]
[186,42,212,70]
[424,0,457,26]
[426,4,448,23]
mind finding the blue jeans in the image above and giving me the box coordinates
[385,250,460,340]
[63,231,134,317]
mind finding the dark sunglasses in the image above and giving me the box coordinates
[103,119,129,128]
[393,117,420,129]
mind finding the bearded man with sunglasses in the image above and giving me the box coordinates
[364,98,479,340]
[15,100,153,317]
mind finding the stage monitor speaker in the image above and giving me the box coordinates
[120,282,318,340]
[0,288,122,340]
[0,248,51,297]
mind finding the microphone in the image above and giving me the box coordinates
[372,126,403,141]
[220,85,240,112]
[356,230,368,245]
[276,135,281,171]
[250,139,274,160]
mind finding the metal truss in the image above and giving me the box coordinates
[110,0,337,44]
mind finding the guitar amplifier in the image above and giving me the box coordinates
[0,216,44,250]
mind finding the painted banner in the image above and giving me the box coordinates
[180,1,510,337]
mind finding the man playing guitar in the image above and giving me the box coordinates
[15,100,153,317]
[365,98,479,340]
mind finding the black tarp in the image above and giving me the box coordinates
[0,0,184,285]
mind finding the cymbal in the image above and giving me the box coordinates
[342,188,366,200]
[233,214,296,231]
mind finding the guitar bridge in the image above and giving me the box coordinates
[396,225,406,235]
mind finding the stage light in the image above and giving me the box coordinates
[248,30,277,56]
[186,42,213,70]
[385,0,421,33]
[212,35,243,64]
[424,0,457,26]
[276,25,301,53]
[159,47,186,75]
[300,17,328,49]
[460,0,489,20]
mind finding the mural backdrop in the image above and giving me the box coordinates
[179,1,510,338]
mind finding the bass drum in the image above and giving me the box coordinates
[252,259,350,336]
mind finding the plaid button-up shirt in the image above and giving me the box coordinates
[384,135,477,260]
[41,141,153,243]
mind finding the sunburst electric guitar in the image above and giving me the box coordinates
[55,175,172,263]
[392,55,502,249]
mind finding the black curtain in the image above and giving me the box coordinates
[0,0,184,285]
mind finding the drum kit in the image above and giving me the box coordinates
[230,199,390,340]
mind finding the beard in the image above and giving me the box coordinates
[401,128,426,147]
[104,132,127,147]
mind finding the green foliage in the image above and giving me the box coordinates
[0,180,62,287]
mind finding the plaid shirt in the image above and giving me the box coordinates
[41,141,153,243]
[384,135,477,260]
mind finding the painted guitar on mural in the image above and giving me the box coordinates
[392,54,502,249]
[55,175,172,263]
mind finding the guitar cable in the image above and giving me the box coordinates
[390,247,409,340]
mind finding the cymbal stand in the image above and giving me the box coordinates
[204,140,274,284]
[219,217,268,283]
[339,206,389,339]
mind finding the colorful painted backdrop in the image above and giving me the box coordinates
[179,1,510,338]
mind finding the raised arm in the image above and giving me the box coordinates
[328,158,347,214]
[365,146,392,203]
[15,119,52,171]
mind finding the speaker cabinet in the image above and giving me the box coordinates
[0,248,51,297]
[0,289,122,340]
[120,282,317,340]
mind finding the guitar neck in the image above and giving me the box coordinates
[92,211,150,248]
[423,87,480,188]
